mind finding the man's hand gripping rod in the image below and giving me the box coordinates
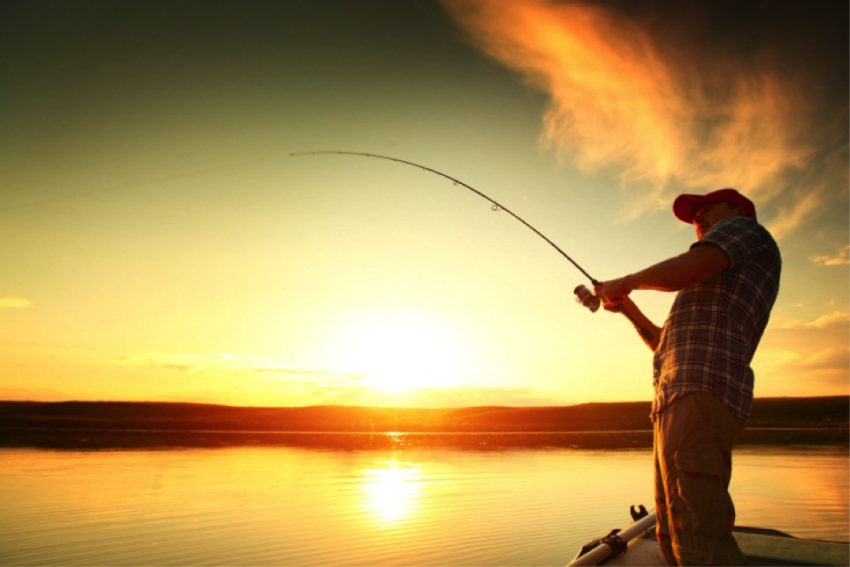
[575,284,654,344]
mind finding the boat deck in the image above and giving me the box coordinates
[602,526,849,566]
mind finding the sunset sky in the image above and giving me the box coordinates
[2,0,848,408]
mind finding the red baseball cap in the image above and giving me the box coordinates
[673,188,757,223]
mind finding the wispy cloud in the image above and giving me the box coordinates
[116,352,364,383]
[443,0,838,229]
[766,184,825,241]
[0,297,32,310]
[253,366,365,380]
[772,311,849,331]
[759,309,849,392]
[758,345,849,390]
[116,352,236,373]
[111,351,566,407]
[812,244,850,267]
[321,385,564,408]
[797,347,850,372]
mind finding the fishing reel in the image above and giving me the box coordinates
[575,284,656,344]
[574,284,601,313]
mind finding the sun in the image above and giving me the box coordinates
[328,309,477,392]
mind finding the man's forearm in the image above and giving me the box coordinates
[604,244,730,301]
[628,246,728,292]
[616,297,662,351]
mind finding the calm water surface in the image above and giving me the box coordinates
[1,442,847,566]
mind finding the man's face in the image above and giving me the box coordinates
[693,201,740,240]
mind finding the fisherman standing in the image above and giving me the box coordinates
[595,189,781,566]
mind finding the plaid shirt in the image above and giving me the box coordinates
[652,216,781,428]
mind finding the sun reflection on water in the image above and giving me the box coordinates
[361,459,422,526]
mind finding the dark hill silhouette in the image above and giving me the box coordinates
[0,396,846,433]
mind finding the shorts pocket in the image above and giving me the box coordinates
[672,451,732,538]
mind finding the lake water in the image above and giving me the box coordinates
[1,441,847,566]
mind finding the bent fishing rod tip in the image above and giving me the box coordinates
[290,149,600,286]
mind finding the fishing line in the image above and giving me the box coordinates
[289,150,599,286]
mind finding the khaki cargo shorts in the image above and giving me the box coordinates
[654,392,746,566]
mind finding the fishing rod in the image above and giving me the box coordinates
[291,150,598,285]
[290,150,652,341]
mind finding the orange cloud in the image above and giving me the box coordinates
[443,0,819,224]
[799,347,850,372]
[766,183,824,241]
[812,245,850,267]
[772,311,850,331]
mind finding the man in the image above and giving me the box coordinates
[595,188,781,566]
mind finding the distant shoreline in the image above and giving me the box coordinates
[1,426,848,451]
[1,397,846,450]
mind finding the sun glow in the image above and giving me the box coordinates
[327,309,479,393]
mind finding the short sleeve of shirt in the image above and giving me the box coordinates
[691,216,767,269]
